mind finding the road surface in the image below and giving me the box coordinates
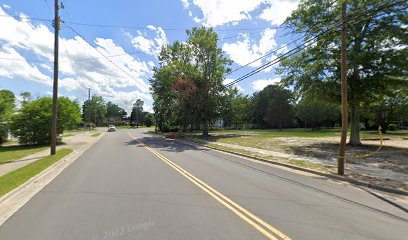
[0,129,407,239]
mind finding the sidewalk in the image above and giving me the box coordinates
[0,131,104,177]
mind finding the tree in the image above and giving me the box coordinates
[252,85,294,130]
[82,96,107,127]
[262,85,294,131]
[144,112,155,127]
[187,27,231,135]
[296,98,341,130]
[11,97,81,145]
[278,0,408,145]
[230,93,251,129]
[0,90,15,144]
[366,90,408,132]
[131,99,144,127]
[106,101,127,120]
[150,27,231,135]
[20,91,32,106]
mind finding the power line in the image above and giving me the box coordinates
[0,14,282,32]
[225,1,407,87]
[66,25,150,91]
[226,0,407,76]
[0,52,145,63]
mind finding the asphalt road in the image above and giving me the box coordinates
[0,129,407,239]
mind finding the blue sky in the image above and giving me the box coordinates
[0,0,300,113]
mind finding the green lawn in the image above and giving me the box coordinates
[91,133,101,137]
[0,145,49,164]
[0,148,73,197]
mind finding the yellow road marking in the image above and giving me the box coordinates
[128,133,291,240]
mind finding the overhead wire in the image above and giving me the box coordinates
[225,0,408,87]
[65,25,150,91]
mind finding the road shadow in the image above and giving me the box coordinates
[136,136,207,153]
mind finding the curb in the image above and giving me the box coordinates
[0,132,105,226]
[175,137,408,196]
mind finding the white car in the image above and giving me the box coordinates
[108,125,116,132]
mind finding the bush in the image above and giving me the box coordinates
[387,124,398,131]
[11,97,81,145]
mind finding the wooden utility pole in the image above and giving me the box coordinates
[88,88,91,131]
[338,0,348,175]
[50,0,60,155]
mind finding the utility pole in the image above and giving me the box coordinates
[50,0,60,155]
[338,0,348,175]
[88,88,91,131]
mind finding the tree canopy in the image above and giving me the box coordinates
[278,0,408,144]
[150,27,231,135]
[11,97,81,145]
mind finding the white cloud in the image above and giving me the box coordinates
[222,28,277,67]
[182,0,299,27]
[251,78,280,90]
[130,25,168,56]
[0,46,51,85]
[2,4,10,9]
[259,0,299,25]
[181,0,190,9]
[0,6,152,111]
[185,0,263,26]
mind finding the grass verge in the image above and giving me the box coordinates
[91,133,101,137]
[0,145,48,164]
[0,148,73,197]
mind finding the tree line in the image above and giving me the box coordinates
[0,90,153,145]
[150,0,408,145]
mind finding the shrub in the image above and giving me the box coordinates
[11,97,81,145]
[387,124,398,131]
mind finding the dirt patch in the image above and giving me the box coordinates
[197,135,408,191]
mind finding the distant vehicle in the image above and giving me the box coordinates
[108,125,116,132]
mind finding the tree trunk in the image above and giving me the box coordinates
[278,121,282,131]
[202,119,209,136]
[349,102,362,145]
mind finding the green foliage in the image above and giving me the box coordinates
[296,98,341,129]
[82,96,107,126]
[279,0,408,144]
[11,97,81,145]
[144,112,154,127]
[151,27,231,135]
[0,90,15,144]
[106,101,126,119]
[130,99,144,127]
[252,85,294,130]
[388,124,398,131]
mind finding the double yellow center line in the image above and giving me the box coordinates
[128,133,291,240]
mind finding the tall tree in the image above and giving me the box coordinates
[82,96,107,126]
[106,101,127,119]
[20,91,32,106]
[0,90,15,144]
[131,99,144,127]
[150,27,231,135]
[187,27,231,135]
[278,0,408,145]
[263,85,294,131]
